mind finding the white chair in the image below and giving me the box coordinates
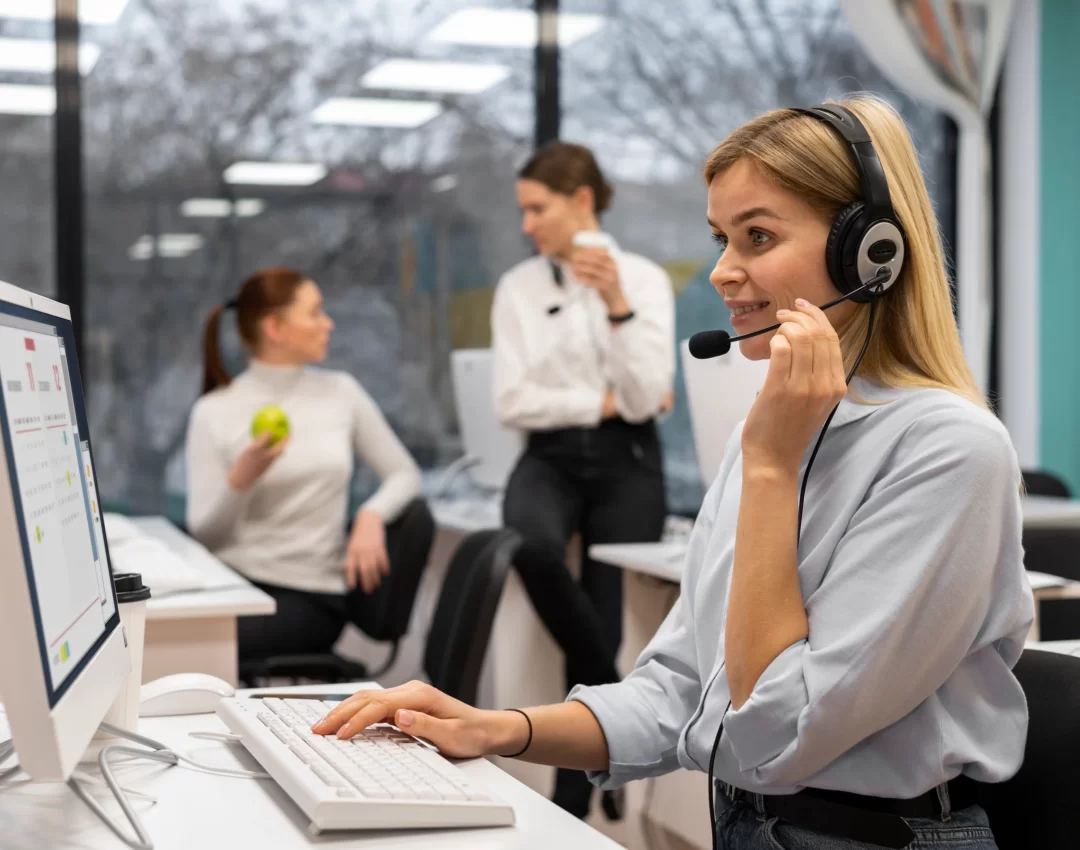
[680,340,768,487]
[439,349,524,495]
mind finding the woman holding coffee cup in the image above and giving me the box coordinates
[492,142,675,818]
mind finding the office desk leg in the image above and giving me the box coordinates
[143,617,239,686]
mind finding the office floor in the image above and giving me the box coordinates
[586,802,702,850]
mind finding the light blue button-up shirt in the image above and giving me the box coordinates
[570,378,1034,798]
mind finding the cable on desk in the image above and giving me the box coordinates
[102,722,268,779]
[188,732,243,745]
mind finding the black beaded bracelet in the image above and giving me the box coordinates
[501,709,533,758]
[608,310,636,324]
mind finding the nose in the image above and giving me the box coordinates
[521,212,536,237]
[709,251,745,293]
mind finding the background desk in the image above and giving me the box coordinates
[0,682,621,850]
[1020,495,1080,529]
[131,517,276,686]
[592,496,1080,582]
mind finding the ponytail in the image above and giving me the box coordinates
[201,305,232,394]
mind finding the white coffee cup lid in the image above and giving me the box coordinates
[571,231,618,253]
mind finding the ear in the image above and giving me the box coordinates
[259,313,284,345]
[570,184,596,217]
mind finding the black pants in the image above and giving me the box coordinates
[237,500,428,662]
[503,418,667,817]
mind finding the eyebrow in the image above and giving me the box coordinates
[707,207,785,229]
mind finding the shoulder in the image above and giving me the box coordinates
[618,251,668,280]
[872,386,1017,483]
[188,383,236,425]
[309,368,373,402]
[498,256,550,290]
[617,252,673,296]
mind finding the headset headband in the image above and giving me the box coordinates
[793,104,895,224]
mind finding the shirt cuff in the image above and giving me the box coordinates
[723,640,808,775]
[567,684,667,790]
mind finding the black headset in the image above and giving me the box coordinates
[793,104,906,302]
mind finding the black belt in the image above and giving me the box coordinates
[720,776,980,849]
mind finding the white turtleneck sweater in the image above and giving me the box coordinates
[184,361,422,594]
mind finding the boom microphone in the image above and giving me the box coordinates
[688,268,893,360]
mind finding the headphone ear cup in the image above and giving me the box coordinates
[825,203,866,297]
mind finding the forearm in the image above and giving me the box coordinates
[484,701,610,771]
[725,465,808,709]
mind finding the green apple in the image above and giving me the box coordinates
[251,405,290,445]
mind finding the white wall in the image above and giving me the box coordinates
[998,0,1040,466]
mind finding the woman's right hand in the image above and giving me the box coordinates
[311,681,528,760]
[226,433,289,492]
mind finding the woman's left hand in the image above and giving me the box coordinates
[570,247,628,314]
[741,299,848,474]
[345,510,390,594]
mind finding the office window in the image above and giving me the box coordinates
[0,15,56,296]
[81,0,535,515]
[562,0,955,514]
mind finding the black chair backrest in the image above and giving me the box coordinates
[1021,469,1072,499]
[978,649,1080,848]
[424,529,520,706]
[1022,526,1080,584]
[362,499,435,643]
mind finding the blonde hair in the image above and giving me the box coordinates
[702,95,986,410]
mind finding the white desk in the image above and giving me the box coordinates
[1,683,620,850]
[588,541,685,583]
[1020,495,1080,529]
[1028,639,1080,656]
[130,517,276,687]
[590,496,1080,588]
[589,546,1080,644]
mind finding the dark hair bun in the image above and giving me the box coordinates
[519,142,613,215]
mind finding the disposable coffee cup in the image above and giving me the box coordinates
[100,573,151,735]
[571,230,619,255]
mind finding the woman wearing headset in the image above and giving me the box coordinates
[492,143,675,818]
[315,98,1032,850]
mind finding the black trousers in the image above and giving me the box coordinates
[503,417,667,816]
[237,501,423,662]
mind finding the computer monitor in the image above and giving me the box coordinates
[450,349,524,491]
[0,280,127,781]
[680,339,769,487]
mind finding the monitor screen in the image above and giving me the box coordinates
[0,300,118,705]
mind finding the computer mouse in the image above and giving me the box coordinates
[139,673,236,717]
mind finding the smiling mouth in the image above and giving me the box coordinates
[731,301,770,317]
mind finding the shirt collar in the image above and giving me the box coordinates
[243,359,305,390]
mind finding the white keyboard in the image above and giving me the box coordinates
[217,697,515,833]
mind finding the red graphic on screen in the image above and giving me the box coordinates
[26,363,35,391]
[52,365,61,391]
[24,339,35,351]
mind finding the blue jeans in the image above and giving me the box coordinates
[715,789,999,849]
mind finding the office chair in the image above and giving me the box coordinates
[240,499,436,686]
[979,649,1080,848]
[424,528,520,705]
[1021,469,1072,499]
